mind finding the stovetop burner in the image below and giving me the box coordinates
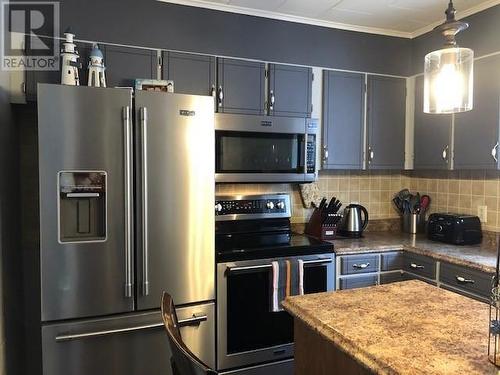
[215,194,334,262]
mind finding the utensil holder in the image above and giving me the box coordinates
[402,213,425,234]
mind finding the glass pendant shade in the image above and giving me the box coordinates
[424,47,474,114]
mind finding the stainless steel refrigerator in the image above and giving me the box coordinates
[36,84,215,375]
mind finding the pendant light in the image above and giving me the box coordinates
[424,0,473,114]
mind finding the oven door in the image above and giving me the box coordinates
[214,114,316,183]
[216,254,334,370]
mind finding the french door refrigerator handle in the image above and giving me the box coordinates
[55,322,164,342]
[140,107,150,296]
[123,106,133,298]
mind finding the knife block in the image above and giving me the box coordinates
[305,208,342,241]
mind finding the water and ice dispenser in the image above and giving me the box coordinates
[58,171,107,242]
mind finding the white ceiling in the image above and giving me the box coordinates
[158,0,500,38]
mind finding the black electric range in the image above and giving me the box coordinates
[215,193,333,262]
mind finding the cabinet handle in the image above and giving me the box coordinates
[410,263,424,269]
[353,263,370,269]
[456,275,475,284]
[323,145,329,162]
[491,142,498,162]
[269,90,275,111]
[442,145,449,163]
[218,86,223,107]
[210,85,216,97]
[368,147,374,164]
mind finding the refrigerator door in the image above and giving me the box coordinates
[42,304,215,375]
[38,84,134,321]
[135,91,215,309]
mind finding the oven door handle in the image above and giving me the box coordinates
[226,264,273,274]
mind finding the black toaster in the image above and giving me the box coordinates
[427,213,482,245]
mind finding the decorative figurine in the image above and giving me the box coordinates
[60,28,81,86]
[87,44,106,87]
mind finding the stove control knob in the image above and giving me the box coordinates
[276,201,285,209]
[215,203,223,212]
[266,201,275,210]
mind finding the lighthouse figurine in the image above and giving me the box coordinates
[60,28,80,86]
[87,44,106,87]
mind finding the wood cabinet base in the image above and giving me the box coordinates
[294,319,373,375]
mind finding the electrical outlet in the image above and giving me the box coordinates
[478,205,488,223]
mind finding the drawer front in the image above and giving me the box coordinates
[403,253,436,279]
[340,255,379,275]
[440,284,489,303]
[380,271,408,284]
[381,252,403,271]
[403,272,438,286]
[339,274,378,290]
[439,262,494,298]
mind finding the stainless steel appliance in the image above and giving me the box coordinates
[338,203,369,238]
[215,114,318,183]
[36,84,215,375]
[215,194,334,374]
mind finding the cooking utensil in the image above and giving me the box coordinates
[393,196,403,214]
[420,195,431,212]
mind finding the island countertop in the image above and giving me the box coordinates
[282,280,498,375]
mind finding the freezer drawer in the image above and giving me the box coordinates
[42,304,215,375]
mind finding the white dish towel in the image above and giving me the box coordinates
[271,261,280,312]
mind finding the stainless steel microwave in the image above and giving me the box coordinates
[215,114,318,183]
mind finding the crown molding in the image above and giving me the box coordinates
[410,0,500,38]
[158,0,500,39]
[157,0,413,38]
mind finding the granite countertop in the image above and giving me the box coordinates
[332,232,498,273]
[282,280,498,375]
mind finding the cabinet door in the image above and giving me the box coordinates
[217,58,265,115]
[454,55,500,169]
[162,51,215,96]
[322,71,365,169]
[367,75,406,169]
[26,38,94,101]
[104,45,157,88]
[268,64,312,117]
[414,75,452,169]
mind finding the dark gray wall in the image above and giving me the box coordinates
[412,4,500,75]
[59,0,411,76]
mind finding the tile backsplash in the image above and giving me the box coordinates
[216,169,500,232]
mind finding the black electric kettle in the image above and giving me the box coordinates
[338,204,369,238]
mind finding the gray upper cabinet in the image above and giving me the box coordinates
[217,58,266,115]
[414,75,452,169]
[322,70,365,169]
[268,64,312,117]
[454,54,500,169]
[162,51,215,96]
[367,75,406,169]
[104,45,157,88]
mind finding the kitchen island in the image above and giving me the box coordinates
[282,280,498,375]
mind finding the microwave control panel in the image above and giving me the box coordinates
[306,135,316,173]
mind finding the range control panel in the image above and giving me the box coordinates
[215,194,291,220]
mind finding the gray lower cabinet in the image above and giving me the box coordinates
[454,54,500,169]
[340,254,379,275]
[380,271,408,284]
[322,71,365,169]
[402,253,436,280]
[339,274,378,290]
[220,359,293,375]
[367,75,406,169]
[439,262,493,300]
[217,58,266,115]
[413,75,452,169]
[380,252,403,271]
[104,45,157,88]
[268,64,312,117]
[162,51,215,96]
